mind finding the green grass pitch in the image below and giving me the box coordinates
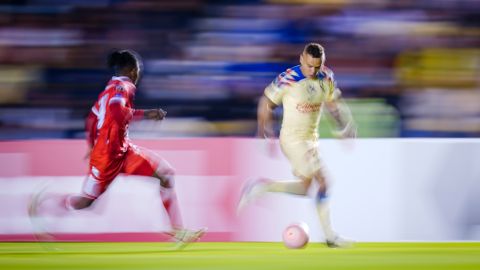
[1,242,479,270]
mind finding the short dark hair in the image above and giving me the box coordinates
[303,43,325,60]
[107,49,142,74]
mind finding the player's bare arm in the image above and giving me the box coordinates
[257,95,278,139]
[83,111,98,159]
[144,108,167,121]
[325,99,356,139]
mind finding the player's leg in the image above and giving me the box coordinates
[155,170,183,230]
[313,169,352,248]
[238,139,319,210]
[123,146,205,246]
[28,173,110,244]
[153,172,207,248]
[237,175,312,213]
[29,174,107,222]
[312,169,335,242]
[123,147,183,229]
[28,180,58,242]
[154,169,206,247]
[264,177,312,195]
[65,175,96,210]
[266,139,315,196]
[65,195,94,210]
[65,165,117,210]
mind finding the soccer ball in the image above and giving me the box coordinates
[282,222,309,249]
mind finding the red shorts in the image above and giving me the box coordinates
[82,144,174,199]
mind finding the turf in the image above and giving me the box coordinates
[1,242,479,270]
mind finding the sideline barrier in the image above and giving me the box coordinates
[0,138,479,242]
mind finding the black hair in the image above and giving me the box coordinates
[107,49,141,74]
[303,43,325,59]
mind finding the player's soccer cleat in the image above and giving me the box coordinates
[171,227,207,250]
[326,235,354,248]
[236,178,269,214]
[28,182,56,243]
[64,194,76,211]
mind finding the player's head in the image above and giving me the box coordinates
[108,49,143,84]
[299,43,325,79]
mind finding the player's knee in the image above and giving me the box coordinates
[316,189,328,202]
[159,174,175,189]
[313,171,327,187]
[318,180,328,193]
[302,178,312,189]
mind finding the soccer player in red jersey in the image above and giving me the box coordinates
[32,50,204,247]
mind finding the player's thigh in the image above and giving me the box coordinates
[280,140,322,179]
[82,165,119,199]
[123,145,174,177]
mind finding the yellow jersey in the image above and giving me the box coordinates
[265,65,340,142]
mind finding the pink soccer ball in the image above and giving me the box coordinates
[282,222,309,249]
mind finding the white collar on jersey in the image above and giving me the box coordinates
[111,76,132,82]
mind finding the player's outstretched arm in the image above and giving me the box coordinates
[325,99,356,139]
[143,108,167,121]
[257,95,277,138]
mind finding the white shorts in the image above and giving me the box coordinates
[280,139,322,179]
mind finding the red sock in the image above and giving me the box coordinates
[160,188,183,229]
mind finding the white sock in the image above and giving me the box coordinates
[316,201,336,241]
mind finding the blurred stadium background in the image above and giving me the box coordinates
[0,0,479,140]
[1,2,480,269]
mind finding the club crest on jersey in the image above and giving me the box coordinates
[115,85,125,92]
[308,84,317,95]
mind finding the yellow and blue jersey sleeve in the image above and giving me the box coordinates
[264,81,285,105]
[264,66,304,105]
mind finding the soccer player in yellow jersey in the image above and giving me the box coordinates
[238,43,356,248]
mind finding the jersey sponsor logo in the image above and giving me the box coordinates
[296,102,321,113]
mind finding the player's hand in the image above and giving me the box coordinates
[145,108,167,121]
[257,126,279,158]
[84,146,92,160]
[333,122,357,139]
[266,137,280,158]
[333,123,357,151]
[342,124,357,139]
[257,125,275,139]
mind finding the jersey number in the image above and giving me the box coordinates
[96,94,109,130]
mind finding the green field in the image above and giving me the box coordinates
[1,242,479,270]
